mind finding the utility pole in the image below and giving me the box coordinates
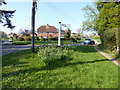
[31,0,37,53]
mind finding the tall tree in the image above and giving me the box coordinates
[96,1,120,51]
[82,4,98,31]
[82,0,120,55]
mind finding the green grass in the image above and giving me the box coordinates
[12,40,83,45]
[12,41,31,45]
[2,45,119,88]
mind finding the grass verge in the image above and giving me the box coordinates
[2,45,119,88]
[12,40,84,45]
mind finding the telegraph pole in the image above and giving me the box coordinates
[31,0,37,53]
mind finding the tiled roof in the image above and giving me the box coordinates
[37,25,58,33]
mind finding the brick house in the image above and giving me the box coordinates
[37,24,66,38]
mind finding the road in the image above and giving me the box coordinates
[0,41,83,56]
[0,42,33,56]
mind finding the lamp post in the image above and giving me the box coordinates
[58,22,62,47]
[31,0,37,53]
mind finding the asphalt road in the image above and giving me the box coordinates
[0,41,83,56]
[1,42,33,56]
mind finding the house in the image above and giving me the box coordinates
[71,33,78,37]
[60,30,66,38]
[7,33,17,38]
[18,29,31,37]
[37,24,66,38]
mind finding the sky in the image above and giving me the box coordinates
[0,0,95,35]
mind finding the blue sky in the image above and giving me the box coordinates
[0,1,95,34]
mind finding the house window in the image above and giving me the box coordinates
[44,36,47,38]
[44,32,47,34]
[49,32,53,34]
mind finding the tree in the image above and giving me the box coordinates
[0,31,7,39]
[64,29,71,38]
[82,5,98,31]
[0,0,15,29]
[82,0,120,55]
[96,1,120,51]
[77,28,83,37]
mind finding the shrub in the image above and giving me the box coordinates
[24,36,31,41]
[40,37,45,41]
[37,46,73,65]
[17,37,25,41]
[35,36,39,41]
[70,37,77,43]
[12,36,18,41]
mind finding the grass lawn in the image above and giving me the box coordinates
[12,40,83,45]
[2,45,119,88]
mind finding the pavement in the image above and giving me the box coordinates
[94,41,120,67]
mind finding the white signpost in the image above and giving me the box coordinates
[58,22,71,47]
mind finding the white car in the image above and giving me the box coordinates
[9,39,13,42]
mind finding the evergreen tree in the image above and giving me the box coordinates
[0,0,15,29]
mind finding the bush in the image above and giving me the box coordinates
[12,36,18,41]
[70,38,77,43]
[61,38,70,40]
[24,36,31,41]
[40,37,45,41]
[17,37,25,41]
[12,41,31,45]
[35,36,39,41]
[37,46,73,65]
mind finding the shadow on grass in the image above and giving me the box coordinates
[66,45,97,53]
[2,49,37,67]
[64,59,109,67]
[2,58,109,78]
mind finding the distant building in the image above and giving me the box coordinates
[71,33,78,37]
[37,24,66,38]
[7,33,17,38]
[60,30,66,38]
[19,29,31,37]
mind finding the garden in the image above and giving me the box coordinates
[2,45,119,88]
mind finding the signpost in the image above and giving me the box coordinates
[58,22,61,47]
[58,22,71,47]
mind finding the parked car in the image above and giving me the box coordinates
[9,39,13,42]
[83,38,95,45]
